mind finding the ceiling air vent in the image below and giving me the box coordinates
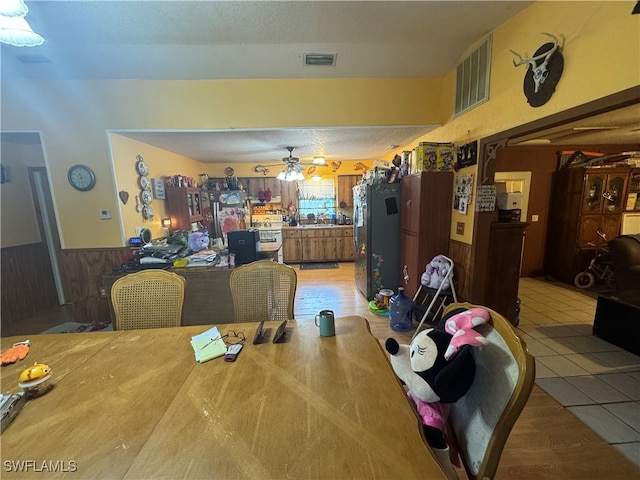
[304,53,336,66]
[18,54,51,64]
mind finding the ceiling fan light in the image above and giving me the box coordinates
[0,0,28,17]
[312,175,322,181]
[276,169,287,180]
[313,156,326,165]
[0,15,44,46]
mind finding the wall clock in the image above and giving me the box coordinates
[67,164,96,191]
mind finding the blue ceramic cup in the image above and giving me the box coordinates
[315,310,335,337]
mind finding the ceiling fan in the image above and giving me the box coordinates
[258,147,326,181]
[265,146,325,167]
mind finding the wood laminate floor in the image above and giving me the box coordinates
[3,262,639,479]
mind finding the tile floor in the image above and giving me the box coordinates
[516,277,640,468]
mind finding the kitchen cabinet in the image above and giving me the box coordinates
[282,226,353,263]
[337,175,361,208]
[399,172,454,298]
[166,187,204,231]
[546,166,631,284]
[282,228,303,262]
[242,177,282,200]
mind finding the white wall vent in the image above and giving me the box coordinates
[455,35,492,116]
[304,53,336,66]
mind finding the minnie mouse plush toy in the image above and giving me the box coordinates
[385,307,489,479]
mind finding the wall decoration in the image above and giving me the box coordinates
[1,164,11,183]
[135,154,153,222]
[510,32,564,107]
[454,173,474,214]
[67,164,96,191]
[330,161,342,172]
[476,185,497,212]
[151,178,166,199]
[119,190,129,204]
[254,165,269,176]
[353,162,367,171]
[456,141,478,169]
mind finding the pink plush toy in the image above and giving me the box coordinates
[421,254,452,290]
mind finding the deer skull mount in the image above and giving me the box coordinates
[510,33,564,107]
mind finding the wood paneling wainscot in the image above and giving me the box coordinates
[60,247,129,323]
[1,243,60,324]
[447,239,472,302]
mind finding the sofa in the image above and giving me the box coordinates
[608,234,640,306]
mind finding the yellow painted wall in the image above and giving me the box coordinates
[109,135,371,240]
[204,160,371,179]
[109,134,207,241]
[0,136,46,247]
[381,1,640,244]
[1,78,439,248]
[1,1,637,248]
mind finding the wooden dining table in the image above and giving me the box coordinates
[0,316,446,479]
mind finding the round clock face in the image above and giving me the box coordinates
[67,164,96,191]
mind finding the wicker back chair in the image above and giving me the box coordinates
[442,302,535,480]
[229,260,297,323]
[110,270,186,330]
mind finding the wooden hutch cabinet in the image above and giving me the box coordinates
[166,187,204,231]
[546,166,631,284]
[399,172,453,298]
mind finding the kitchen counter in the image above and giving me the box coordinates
[103,243,282,326]
[281,225,354,262]
[282,224,353,229]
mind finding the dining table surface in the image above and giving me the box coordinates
[0,316,446,479]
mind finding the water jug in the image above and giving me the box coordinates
[389,287,414,332]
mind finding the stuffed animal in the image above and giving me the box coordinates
[421,254,452,290]
[188,231,210,253]
[385,307,490,479]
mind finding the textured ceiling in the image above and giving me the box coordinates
[2,1,637,163]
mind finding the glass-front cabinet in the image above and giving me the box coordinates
[546,165,633,284]
[582,174,604,214]
[582,171,627,215]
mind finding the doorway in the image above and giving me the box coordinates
[28,167,66,305]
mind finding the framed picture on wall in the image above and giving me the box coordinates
[152,178,166,200]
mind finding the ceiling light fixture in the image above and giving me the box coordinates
[0,0,44,47]
[277,164,305,182]
[313,156,326,165]
[0,0,28,17]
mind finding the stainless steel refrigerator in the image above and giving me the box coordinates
[353,183,401,300]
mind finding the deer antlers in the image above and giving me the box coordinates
[510,33,561,93]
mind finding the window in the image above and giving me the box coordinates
[297,179,336,224]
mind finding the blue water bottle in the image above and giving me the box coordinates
[389,287,414,332]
